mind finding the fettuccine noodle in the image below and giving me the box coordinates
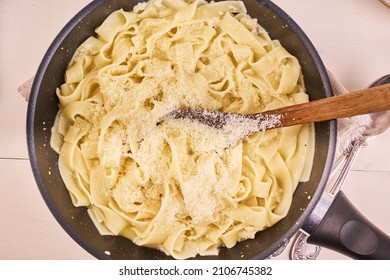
[51,0,314,259]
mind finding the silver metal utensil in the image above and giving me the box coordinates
[290,74,390,260]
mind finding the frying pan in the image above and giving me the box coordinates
[26,0,390,259]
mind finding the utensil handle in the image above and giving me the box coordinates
[328,138,363,194]
[307,191,390,260]
[263,84,390,128]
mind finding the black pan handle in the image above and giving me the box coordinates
[307,191,390,259]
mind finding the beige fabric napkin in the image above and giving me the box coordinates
[18,76,34,101]
[326,72,371,175]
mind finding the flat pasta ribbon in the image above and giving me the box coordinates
[51,0,314,259]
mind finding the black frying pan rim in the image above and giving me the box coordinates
[27,0,336,260]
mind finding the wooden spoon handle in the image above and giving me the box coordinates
[261,83,390,128]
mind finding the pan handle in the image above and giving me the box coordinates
[306,191,390,259]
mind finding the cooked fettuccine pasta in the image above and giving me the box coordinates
[51,0,315,259]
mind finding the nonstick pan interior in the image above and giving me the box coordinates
[27,0,336,259]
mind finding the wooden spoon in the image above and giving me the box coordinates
[170,83,390,141]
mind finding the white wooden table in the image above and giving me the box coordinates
[0,0,389,260]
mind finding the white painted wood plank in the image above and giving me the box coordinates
[1,0,389,260]
[272,0,390,92]
[0,159,94,259]
[0,0,91,159]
